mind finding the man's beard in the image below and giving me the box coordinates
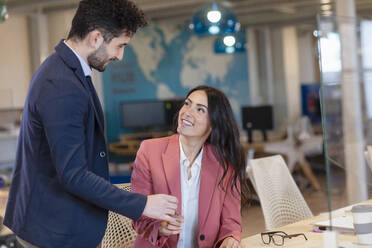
[87,44,109,72]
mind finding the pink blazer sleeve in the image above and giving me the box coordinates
[131,141,169,247]
[215,172,242,247]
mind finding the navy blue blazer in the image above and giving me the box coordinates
[4,40,147,248]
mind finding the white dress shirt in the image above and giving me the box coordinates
[63,40,92,77]
[177,138,203,248]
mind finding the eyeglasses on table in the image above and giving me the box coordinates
[261,231,308,246]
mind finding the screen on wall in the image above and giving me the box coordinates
[241,105,274,131]
[241,105,274,143]
[120,101,166,130]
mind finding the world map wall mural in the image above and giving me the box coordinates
[102,21,250,142]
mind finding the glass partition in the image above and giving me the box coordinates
[317,14,372,226]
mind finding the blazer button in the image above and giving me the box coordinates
[200,234,205,241]
[99,151,106,158]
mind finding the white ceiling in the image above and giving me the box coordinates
[6,0,372,27]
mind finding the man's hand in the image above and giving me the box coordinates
[142,194,178,222]
[159,213,183,236]
[220,237,241,248]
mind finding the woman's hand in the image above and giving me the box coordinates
[220,237,241,248]
[158,214,184,236]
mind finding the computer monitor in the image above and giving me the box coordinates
[120,100,166,131]
[241,105,274,143]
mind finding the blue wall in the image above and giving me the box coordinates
[102,22,250,142]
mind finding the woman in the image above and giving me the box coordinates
[131,85,248,248]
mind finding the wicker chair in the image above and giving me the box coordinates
[250,155,313,230]
[101,183,137,248]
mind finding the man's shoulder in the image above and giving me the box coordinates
[28,52,87,105]
[38,52,71,76]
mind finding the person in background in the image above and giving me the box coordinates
[131,85,249,248]
[4,1,178,247]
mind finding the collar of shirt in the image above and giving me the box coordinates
[64,40,92,77]
[179,137,203,168]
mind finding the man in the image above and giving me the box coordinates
[4,0,179,247]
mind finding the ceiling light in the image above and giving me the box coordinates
[190,2,238,35]
[214,31,246,54]
[209,25,220,34]
[207,10,221,23]
[225,47,235,53]
[223,35,236,47]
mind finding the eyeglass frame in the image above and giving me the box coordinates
[260,231,308,246]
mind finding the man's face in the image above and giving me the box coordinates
[88,32,131,72]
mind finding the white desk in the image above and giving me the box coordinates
[241,200,372,247]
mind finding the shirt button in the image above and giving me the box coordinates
[99,151,106,158]
[200,234,205,241]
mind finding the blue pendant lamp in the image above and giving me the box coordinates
[214,31,246,54]
[189,2,238,35]
[0,0,8,23]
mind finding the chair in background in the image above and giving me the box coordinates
[101,183,137,248]
[250,155,313,230]
[245,148,256,190]
[245,148,262,204]
[263,118,322,191]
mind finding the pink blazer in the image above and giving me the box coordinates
[131,134,241,248]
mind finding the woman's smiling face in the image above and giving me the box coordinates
[177,90,212,140]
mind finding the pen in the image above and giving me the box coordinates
[312,226,327,233]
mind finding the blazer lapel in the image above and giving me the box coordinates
[198,144,220,229]
[55,40,105,134]
[83,76,105,134]
[162,134,182,214]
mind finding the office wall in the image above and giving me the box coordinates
[102,21,250,142]
[0,9,319,143]
[0,15,31,108]
[282,27,301,123]
[271,28,287,128]
[47,10,75,54]
[298,31,317,84]
[269,26,304,128]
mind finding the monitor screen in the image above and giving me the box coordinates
[241,105,274,131]
[120,101,166,130]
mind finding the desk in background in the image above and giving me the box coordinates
[109,131,172,157]
[109,132,171,175]
[110,130,322,191]
[244,130,322,191]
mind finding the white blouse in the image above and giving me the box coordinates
[177,138,203,248]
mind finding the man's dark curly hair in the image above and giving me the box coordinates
[67,0,147,42]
